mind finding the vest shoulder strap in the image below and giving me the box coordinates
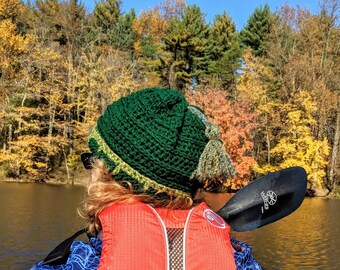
[99,202,169,270]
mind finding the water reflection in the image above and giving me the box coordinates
[0,183,339,269]
[0,183,85,269]
[232,198,340,269]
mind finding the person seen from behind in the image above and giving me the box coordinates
[32,88,262,270]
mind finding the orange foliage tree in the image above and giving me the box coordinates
[186,88,258,189]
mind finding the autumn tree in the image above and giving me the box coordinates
[265,2,339,190]
[307,0,339,191]
[132,0,185,86]
[186,88,258,189]
[132,0,185,57]
[0,0,24,22]
[255,91,330,189]
[31,0,62,44]
[0,41,71,179]
[30,0,84,49]
[0,0,31,157]
[133,8,166,58]
[236,49,281,167]
[1,0,84,180]
[56,0,85,49]
[0,20,30,80]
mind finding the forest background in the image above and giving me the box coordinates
[0,0,339,197]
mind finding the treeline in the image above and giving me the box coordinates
[0,0,339,195]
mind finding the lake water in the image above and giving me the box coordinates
[0,183,339,269]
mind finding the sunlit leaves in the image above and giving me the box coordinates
[254,91,330,187]
[0,0,338,192]
[0,0,24,21]
[186,88,258,189]
[0,19,31,71]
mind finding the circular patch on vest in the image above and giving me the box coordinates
[203,209,226,229]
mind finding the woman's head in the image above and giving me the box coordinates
[86,88,235,200]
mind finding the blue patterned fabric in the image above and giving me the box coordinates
[31,237,101,270]
[31,237,262,270]
[231,238,263,270]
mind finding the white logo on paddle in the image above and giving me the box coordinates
[261,190,277,213]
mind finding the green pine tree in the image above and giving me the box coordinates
[108,8,136,52]
[240,4,273,56]
[94,0,121,41]
[161,5,209,90]
[207,12,242,88]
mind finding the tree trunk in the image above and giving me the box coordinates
[3,127,7,151]
[8,124,13,150]
[266,128,271,164]
[18,93,27,131]
[329,101,340,192]
[63,150,71,185]
[168,61,176,90]
[48,96,55,147]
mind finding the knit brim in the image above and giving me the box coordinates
[89,126,189,197]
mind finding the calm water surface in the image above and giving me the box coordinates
[0,183,339,269]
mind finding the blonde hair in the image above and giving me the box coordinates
[79,160,195,235]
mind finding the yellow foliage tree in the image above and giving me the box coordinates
[0,19,31,73]
[0,134,68,177]
[132,0,185,61]
[236,48,281,165]
[255,91,330,188]
[237,49,271,107]
[0,0,24,21]
[0,0,28,75]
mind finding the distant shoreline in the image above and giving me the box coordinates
[0,168,89,186]
[1,175,338,199]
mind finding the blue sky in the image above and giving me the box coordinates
[81,0,321,30]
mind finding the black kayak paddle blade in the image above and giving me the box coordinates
[217,166,307,232]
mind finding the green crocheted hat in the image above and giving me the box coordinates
[88,88,235,198]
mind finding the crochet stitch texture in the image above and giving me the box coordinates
[88,87,235,197]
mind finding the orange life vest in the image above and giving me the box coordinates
[98,201,236,270]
